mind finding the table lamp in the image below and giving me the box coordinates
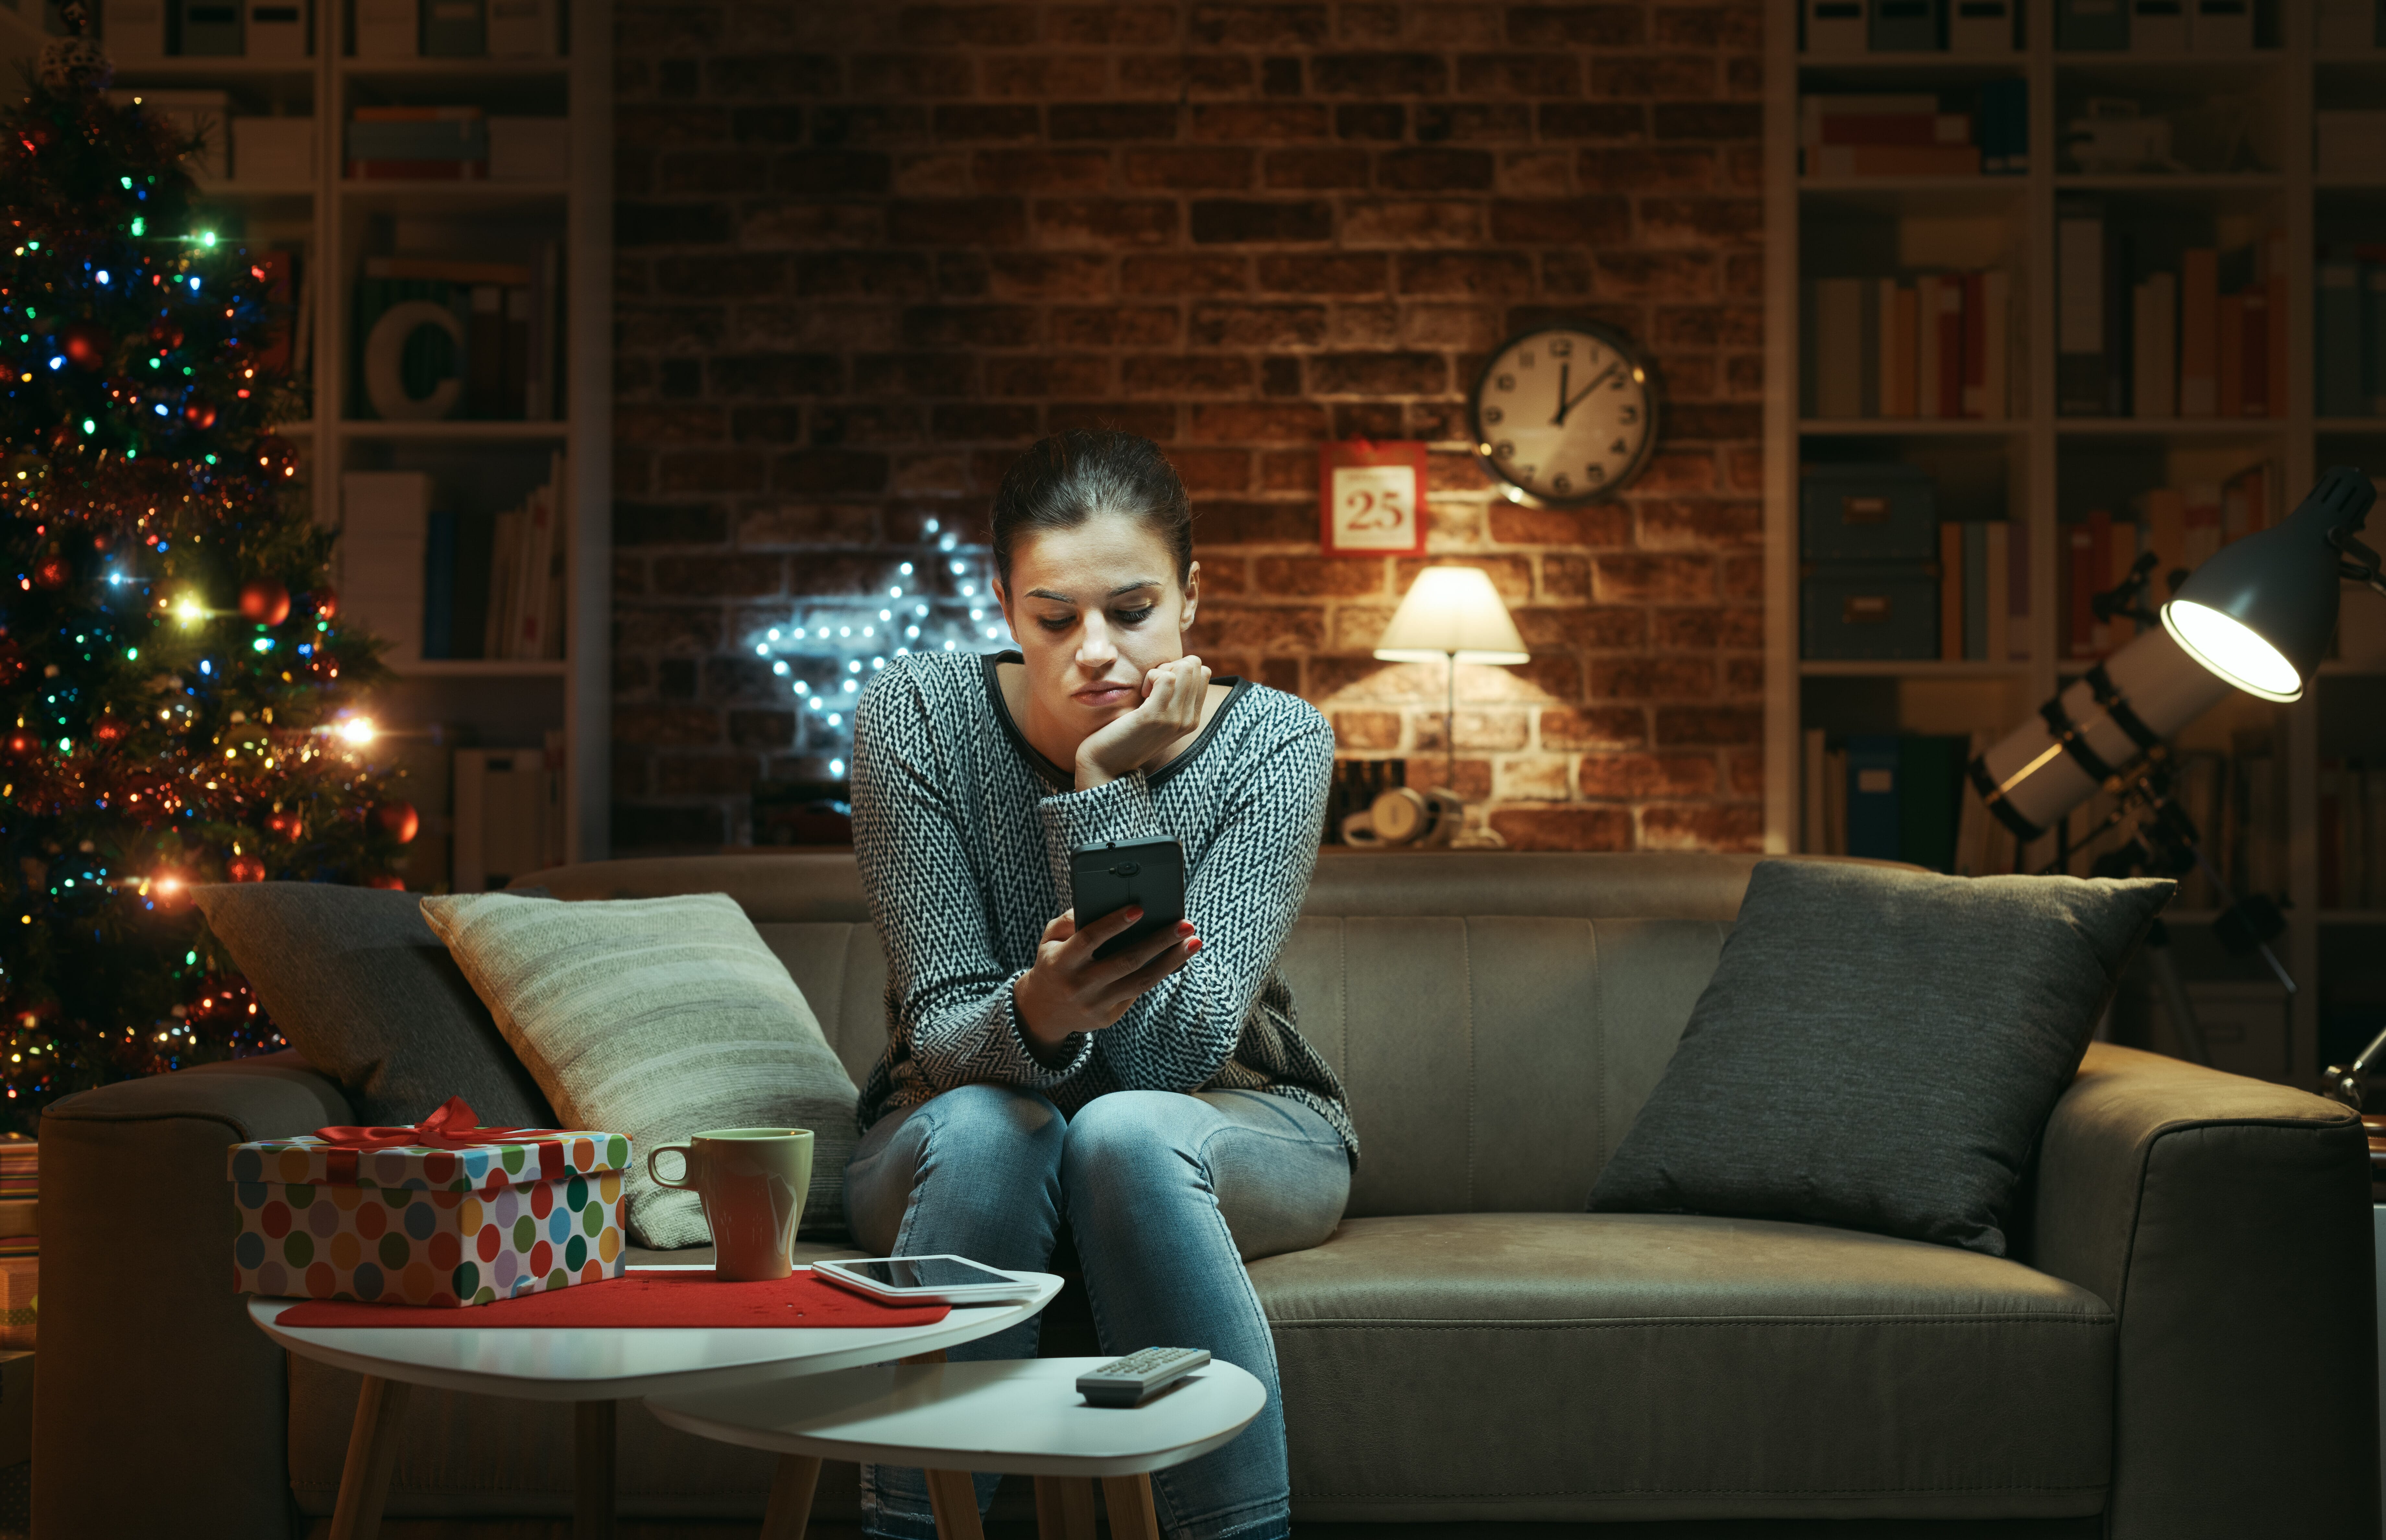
[1372,566,1530,792]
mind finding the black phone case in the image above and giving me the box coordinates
[1069,838,1187,961]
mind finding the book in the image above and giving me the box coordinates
[2216,291,2244,418]
[1803,729,1829,853]
[2057,199,2107,415]
[1824,747,1849,854]
[1960,272,1986,417]
[1883,282,1917,416]
[2107,519,2138,646]
[2179,247,2218,417]
[1817,112,1968,145]
[2084,508,2112,653]
[1939,521,1964,659]
[1915,274,1944,417]
[1814,278,1866,418]
[1975,268,2008,419]
[1847,735,1902,860]
[1983,521,2010,663]
[1813,143,1980,177]
[2006,517,2029,659]
[2263,257,2288,418]
[2182,482,2222,566]
[2143,486,2186,600]
[2131,271,2175,418]
[2068,519,2098,657]
[1963,522,1989,661]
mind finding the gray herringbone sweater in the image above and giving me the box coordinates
[849,649,1356,1159]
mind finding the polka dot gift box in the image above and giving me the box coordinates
[228,1096,631,1308]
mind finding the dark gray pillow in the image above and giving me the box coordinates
[195,883,555,1130]
[1588,860,2173,1255]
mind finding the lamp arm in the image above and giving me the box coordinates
[2329,525,2386,597]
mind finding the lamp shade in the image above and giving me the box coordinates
[1373,565,1529,664]
[2159,466,2377,703]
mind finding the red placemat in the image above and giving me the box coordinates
[273,1268,951,1329]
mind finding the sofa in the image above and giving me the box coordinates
[32,851,2380,1538]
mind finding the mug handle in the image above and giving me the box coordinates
[647,1144,698,1190]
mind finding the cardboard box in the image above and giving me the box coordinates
[231,116,313,185]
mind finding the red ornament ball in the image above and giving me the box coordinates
[227,855,267,883]
[264,810,304,841]
[375,802,419,844]
[238,578,290,626]
[31,557,68,590]
[182,399,218,430]
[366,875,407,891]
[58,321,108,370]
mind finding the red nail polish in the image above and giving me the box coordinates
[1186,937,1203,953]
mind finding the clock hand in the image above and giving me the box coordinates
[1555,360,1621,426]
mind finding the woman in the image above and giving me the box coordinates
[846,428,1355,1540]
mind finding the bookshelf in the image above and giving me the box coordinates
[1765,1,2386,1086]
[102,0,613,887]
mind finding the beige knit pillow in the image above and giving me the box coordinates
[419,890,859,1249]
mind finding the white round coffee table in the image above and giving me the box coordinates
[250,1264,1063,1540]
[645,1355,1267,1540]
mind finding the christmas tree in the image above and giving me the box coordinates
[1,28,413,1131]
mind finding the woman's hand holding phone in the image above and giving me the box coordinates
[1075,655,1211,789]
[1013,905,1201,1063]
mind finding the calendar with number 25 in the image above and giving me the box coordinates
[1317,439,1429,557]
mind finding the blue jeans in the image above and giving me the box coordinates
[843,1084,1351,1540]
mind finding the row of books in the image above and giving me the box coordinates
[101,0,565,57]
[1933,520,2025,662]
[1801,0,2019,55]
[2061,461,2276,659]
[338,455,567,665]
[2318,760,2386,911]
[1807,271,2013,420]
[352,252,561,421]
[1799,87,2027,179]
[345,108,569,182]
[2058,210,2287,420]
[2315,253,2386,419]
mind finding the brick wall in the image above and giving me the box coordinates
[609,1,1766,853]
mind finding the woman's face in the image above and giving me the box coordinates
[995,511,1200,734]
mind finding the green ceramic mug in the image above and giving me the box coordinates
[647,1128,814,1281]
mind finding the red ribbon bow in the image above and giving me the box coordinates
[313,1095,553,1151]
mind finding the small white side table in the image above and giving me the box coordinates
[251,1267,1063,1540]
[646,1355,1267,1540]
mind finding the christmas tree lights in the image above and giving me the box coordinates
[1,34,412,1130]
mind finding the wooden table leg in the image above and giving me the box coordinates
[574,1399,616,1540]
[922,1468,986,1540]
[327,1374,411,1540]
[1033,1474,1098,1540]
[759,1453,822,1540]
[1099,1474,1163,1540]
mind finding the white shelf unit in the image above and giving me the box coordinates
[1764,1,2386,1085]
[104,1,613,883]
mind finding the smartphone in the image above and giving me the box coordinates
[813,1255,1040,1305]
[1069,838,1187,962]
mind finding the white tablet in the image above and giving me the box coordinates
[814,1255,1041,1305]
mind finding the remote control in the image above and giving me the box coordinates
[1075,1347,1211,1407]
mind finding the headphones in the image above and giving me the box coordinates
[1341,787,1464,849]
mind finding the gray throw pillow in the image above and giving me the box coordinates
[1588,860,2174,1255]
[195,883,555,1131]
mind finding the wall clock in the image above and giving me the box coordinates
[1466,323,1658,506]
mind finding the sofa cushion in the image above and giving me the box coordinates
[421,890,862,1247]
[1252,1211,2115,1524]
[195,881,555,1130]
[1588,861,2172,1255]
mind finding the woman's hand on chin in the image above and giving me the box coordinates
[1072,654,1211,790]
[1012,905,1201,1063]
